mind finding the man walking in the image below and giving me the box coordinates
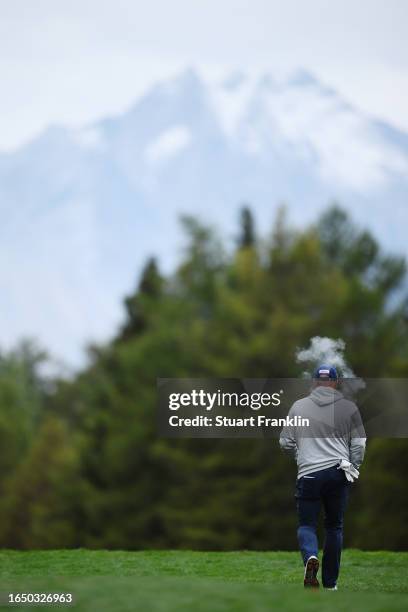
[279,365,366,589]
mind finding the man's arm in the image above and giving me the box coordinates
[279,405,298,459]
[350,437,366,468]
[350,407,366,468]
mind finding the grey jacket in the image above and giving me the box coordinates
[279,386,366,478]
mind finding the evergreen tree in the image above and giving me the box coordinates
[0,417,82,548]
[119,257,163,341]
[0,341,47,495]
[238,206,256,249]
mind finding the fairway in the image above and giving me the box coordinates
[0,550,407,611]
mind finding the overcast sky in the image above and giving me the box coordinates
[1,0,407,152]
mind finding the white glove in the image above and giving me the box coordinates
[337,459,359,482]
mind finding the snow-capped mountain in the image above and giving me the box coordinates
[1,68,408,366]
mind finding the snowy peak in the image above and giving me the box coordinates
[1,67,408,366]
[185,67,408,192]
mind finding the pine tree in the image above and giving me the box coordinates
[238,206,256,249]
[119,257,163,340]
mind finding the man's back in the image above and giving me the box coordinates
[280,386,366,478]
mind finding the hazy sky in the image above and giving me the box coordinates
[1,0,407,151]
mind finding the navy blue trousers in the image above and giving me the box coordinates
[295,465,349,588]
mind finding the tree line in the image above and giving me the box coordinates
[0,205,407,550]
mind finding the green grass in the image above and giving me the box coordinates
[0,550,407,611]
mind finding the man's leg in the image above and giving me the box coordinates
[296,475,321,586]
[297,499,320,563]
[321,468,349,588]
